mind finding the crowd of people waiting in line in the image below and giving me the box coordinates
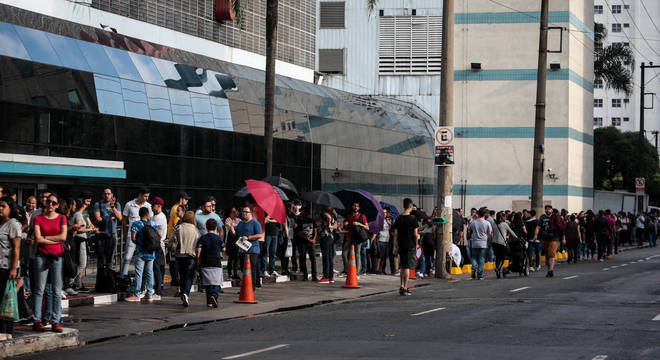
[0,182,657,339]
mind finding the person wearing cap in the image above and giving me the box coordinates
[151,196,167,300]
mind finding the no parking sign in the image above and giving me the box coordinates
[434,126,454,166]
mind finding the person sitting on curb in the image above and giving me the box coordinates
[125,207,159,303]
[196,218,225,308]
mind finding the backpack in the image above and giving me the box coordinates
[540,216,552,240]
[140,221,161,252]
[95,266,118,293]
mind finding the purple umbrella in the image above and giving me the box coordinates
[334,189,385,234]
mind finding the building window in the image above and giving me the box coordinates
[594,99,603,107]
[612,23,622,32]
[612,5,621,13]
[624,4,631,9]
[318,49,345,74]
[623,98,630,104]
[594,117,603,126]
[623,42,630,47]
[595,79,603,89]
[594,5,603,14]
[320,2,345,29]
[378,16,442,74]
[623,117,630,122]
[623,23,630,28]
[612,117,621,126]
[612,99,622,107]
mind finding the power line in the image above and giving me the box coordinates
[640,0,660,36]
[601,0,654,62]
[622,1,660,58]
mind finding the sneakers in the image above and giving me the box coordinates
[529,266,536,272]
[51,322,63,333]
[181,293,189,307]
[143,296,153,302]
[33,321,45,332]
[329,278,335,283]
[64,288,78,296]
[262,271,269,278]
[151,294,162,301]
[545,270,554,278]
[271,271,280,277]
[399,287,412,296]
[210,296,218,308]
[317,278,330,284]
[471,270,476,279]
[125,295,141,302]
[494,268,501,279]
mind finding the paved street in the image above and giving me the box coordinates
[21,247,659,360]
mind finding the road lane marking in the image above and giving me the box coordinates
[602,268,610,271]
[411,307,446,316]
[620,264,628,267]
[222,344,290,359]
[592,355,608,360]
[611,265,619,268]
[562,275,578,280]
[653,314,660,321]
[510,286,530,293]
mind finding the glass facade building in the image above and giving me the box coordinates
[0,3,434,208]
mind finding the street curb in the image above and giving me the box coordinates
[82,282,432,346]
[0,328,78,359]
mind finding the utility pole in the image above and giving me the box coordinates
[530,0,549,217]
[638,62,659,214]
[435,0,454,280]
[264,0,278,177]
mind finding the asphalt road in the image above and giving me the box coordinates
[23,247,660,360]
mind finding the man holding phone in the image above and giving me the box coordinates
[94,188,122,271]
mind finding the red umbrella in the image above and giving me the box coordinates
[245,179,286,224]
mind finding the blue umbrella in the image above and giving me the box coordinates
[334,189,385,234]
[379,201,400,220]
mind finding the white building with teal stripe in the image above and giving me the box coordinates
[317,0,594,212]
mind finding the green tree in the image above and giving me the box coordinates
[594,127,659,195]
[594,23,635,96]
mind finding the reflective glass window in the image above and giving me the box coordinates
[46,33,91,72]
[103,46,142,81]
[94,74,125,116]
[67,90,83,109]
[14,25,61,66]
[211,97,233,131]
[145,84,172,123]
[0,22,30,60]
[77,41,118,77]
[121,79,149,120]
[179,65,206,94]
[128,52,165,86]
[191,93,214,128]
[168,88,194,126]
[152,57,188,91]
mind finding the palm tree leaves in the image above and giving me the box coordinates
[366,0,378,14]
[594,23,635,97]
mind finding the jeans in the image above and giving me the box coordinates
[527,242,540,268]
[597,233,607,260]
[493,243,507,273]
[298,241,317,279]
[359,243,367,274]
[260,235,278,274]
[133,256,153,297]
[649,232,656,248]
[0,269,14,334]
[176,257,196,296]
[355,242,362,274]
[291,239,299,271]
[486,247,494,263]
[471,248,488,278]
[153,249,164,295]
[33,255,63,324]
[205,285,219,304]
[341,239,351,273]
[74,239,87,288]
[121,239,136,276]
[320,236,334,279]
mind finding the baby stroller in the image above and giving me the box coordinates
[506,237,529,277]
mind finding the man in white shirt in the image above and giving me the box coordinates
[151,196,167,300]
[121,187,153,277]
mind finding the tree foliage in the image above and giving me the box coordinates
[594,23,635,96]
[594,127,659,197]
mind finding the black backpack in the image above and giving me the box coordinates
[140,221,161,252]
[95,266,117,293]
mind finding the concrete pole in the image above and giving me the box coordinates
[264,0,278,177]
[638,62,645,215]
[531,0,549,217]
[435,0,454,279]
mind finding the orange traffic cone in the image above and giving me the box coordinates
[343,245,361,288]
[234,254,258,304]
[409,268,417,279]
